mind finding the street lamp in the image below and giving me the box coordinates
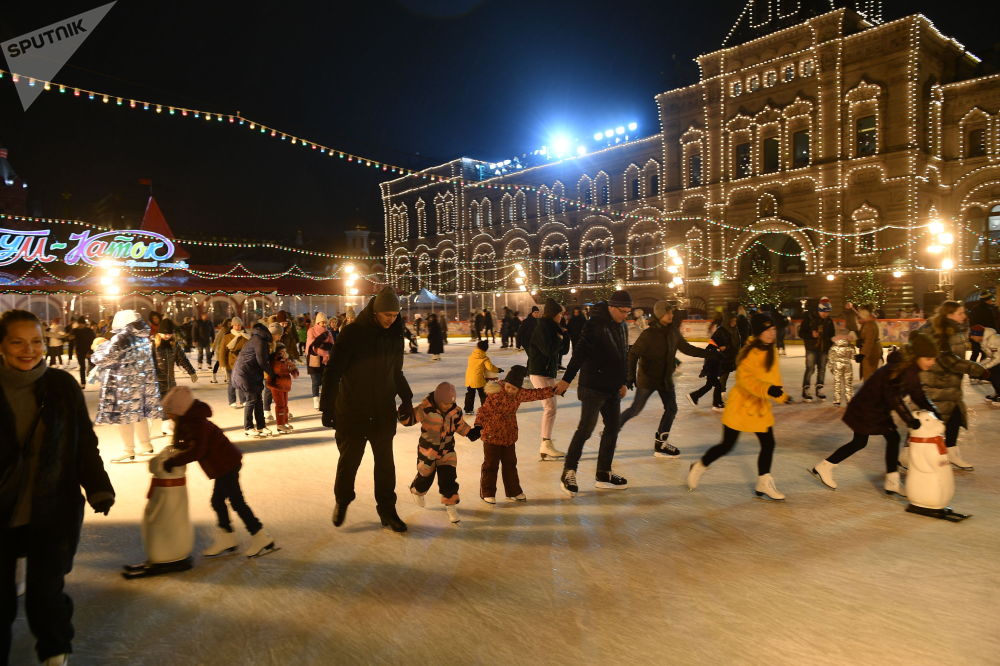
[927,217,955,297]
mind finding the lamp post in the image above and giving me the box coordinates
[927,218,955,298]
[665,245,686,304]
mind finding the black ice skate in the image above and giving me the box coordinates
[905,504,971,522]
[801,388,814,403]
[377,507,408,532]
[121,557,193,580]
[814,385,827,401]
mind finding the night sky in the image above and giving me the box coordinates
[1,1,997,245]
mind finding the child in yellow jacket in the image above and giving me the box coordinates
[464,340,502,413]
[686,317,790,500]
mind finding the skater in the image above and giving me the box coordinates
[0,309,115,665]
[499,308,514,348]
[969,325,1000,405]
[232,322,274,438]
[160,387,277,558]
[472,310,484,341]
[475,365,556,503]
[306,312,334,410]
[45,318,66,367]
[528,298,567,461]
[321,287,413,532]
[193,313,215,370]
[914,301,990,470]
[554,291,633,495]
[267,342,299,433]
[402,315,419,353]
[483,309,495,343]
[567,306,587,354]
[220,317,250,408]
[968,291,997,362]
[516,306,540,351]
[688,311,741,411]
[426,313,444,361]
[400,382,481,524]
[152,319,199,432]
[855,305,882,380]
[827,333,856,407]
[622,300,713,457]
[799,296,836,402]
[464,340,501,414]
[810,333,939,495]
[210,317,231,384]
[70,316,95,389]
[91,310,163,463]
[686,316,790,500]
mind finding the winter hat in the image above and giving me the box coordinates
[505,365,528,388]
[970,324,986,337]
[111,309,141,331]
[608,290,633,309]
[268,322,283,339]
[477,340,489,351]
[162,386,195,417]
[653,300,674,320]
[908,332,938,358]
[817,297,832,313]
[314,312,328,325]
[751,317,775,337]
[158,318,176,334]
[980,291,994,302]
[530,305,540,313]
[434,382,456,406]
[230,316,243,328]
[276,311,289,323]
[543,298,563,318]
[373,286,401,313]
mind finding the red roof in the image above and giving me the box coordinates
[141,196,190,260]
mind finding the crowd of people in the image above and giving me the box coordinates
[2,286,999,664]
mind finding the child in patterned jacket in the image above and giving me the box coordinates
[400,382,481,524]
[474,365,556,504]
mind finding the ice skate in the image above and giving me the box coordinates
[653,436,680,458]
[905,504,971,522]
[445,505,460,524]
[256,427,273,438]
[332,502,349,527]
[246,530,279,558]
[110,454,136,464]
[560,469,579,497]
[312,396,321,410]
[814,385,827,401]
[42,654,69,665]
[809,460,837,490]
[210,373,218,384]
[121,557,193,580]
[711,404,725,413]
[266,411,276,424]
[685,391,699,407]
[481,496,496,504]
[276,424,293,434]
[801,388,814,403]
[229,402,240,409]
[506,494,527,502]
[753,474,786,501]
[947,446,974,471]
[203,527,239,557]
[595,471,628,489]
[884,472,905,498]
[377,507,408,532]
[539,438,565,461]
[138,448,156,457]
[686,461,707,490]
[245,429,264,439]
[411,488,426,507]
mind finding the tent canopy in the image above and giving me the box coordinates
[411,288,452,305]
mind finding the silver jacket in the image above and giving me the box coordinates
[827,338,855,370]
[91,319,163,424]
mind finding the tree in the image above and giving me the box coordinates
[739,256,787,307]
[846,267,888,310]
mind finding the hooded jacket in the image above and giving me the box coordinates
[465,348,500,389]
[721,341,789,433]
[163,400,242,479]
[91,318,163,424]
[320,298,413,428]
[842,362,934,435]
[232,323,273,393]
[915,320,988,426]
[527,317,564,378]
[627,318,712,391]
[800,312,836,353]
[153,333,196,396]
[561,302,628,393]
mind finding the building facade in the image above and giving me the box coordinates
[382,1,1000,314]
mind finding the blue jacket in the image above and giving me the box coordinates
[232,323,272,393]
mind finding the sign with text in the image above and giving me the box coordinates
[0,227,188,269]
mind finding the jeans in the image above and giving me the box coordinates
[690,375,725,408]
[197,343,213,366]
[334,417,398,509]
[243,389,265,430]
[827,429,900,474]
[264,388,273,413]
[1,525,75,662]
[211,464,262,535]
[226,370,245,405]
[802,349,828,388]
[701,426,776,475]
[563,386,621,473]
[76,355,90,386]
[529,375,557,439]
[311,371,323,398]
[619,386,678,442]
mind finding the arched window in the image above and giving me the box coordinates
[469,200,481,230]
[439,250,457,293]
[480,198,492,227]
[582,236,612,283]
[501,193,513,223]
[852,204,879,255]
[415,199,427,236]
[552,182,566,214]
[471,244,497,291]
[417,253,431,290]
[630,235,660,279]
[643,161,661,196]
[434,192,455,233]
[579,175,593,206]
[595,173,611,205]
[624,165,641,200]
[538,186,552,219]
[982,205,1000,263]
[541,242,570,286]
[686,227,705,269]
[514,190,527,221]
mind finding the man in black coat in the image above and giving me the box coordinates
[232,322,273,436]
[567,307,587,353]
[554,291,633,495]
[321,287,413,532]
[799,296,836,402]
[472,310,484,341]
[194,313,215,369]
[483,309,495,343]
[621,301,713,457]
[70,317,96,389]
[515,306,539,351]
[527,299,566,460]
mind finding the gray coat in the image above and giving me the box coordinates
[915,320,987,427]
[91,319,163,424]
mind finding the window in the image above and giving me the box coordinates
[856,115,877,156]
[688,153,702,187]
[984,205,1000,263]
[735,142,752,178]
[748,75,761,92]
[630,177,640,199]
[583,187,593,205]
[599,180,610,205]
[783,65,795,82]
[968,128,987,158]
[792,129,810,168]
[764,71,776,87]
[763,136,779,173]
[800,59,815,77]
[732,81,742,97]
[649,173,660,195]
[857,226,876,254]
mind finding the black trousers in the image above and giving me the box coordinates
[76,355,91,386]
[944,408,962,448]
[464,386,486,413]
[243,389,265,430]
[334,418,398,509]
[211,464,262,535]
[1,526,75,664]
[691,372,728,408]
[564,386,621,473]
[701,425,776,475]
[970,340,982,363]
[827,429,900,473]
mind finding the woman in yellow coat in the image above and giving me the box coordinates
[686,316,790,500]
[464,340,502,413]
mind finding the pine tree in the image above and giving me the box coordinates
[846,267,888,309]
[740,256,787,307]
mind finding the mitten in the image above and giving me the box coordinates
[906,418,921,430]
[854,354,864,363]
[467,426,482,441]
[766,385,784,398]
[90,496,114,515]
[321,410,337,429]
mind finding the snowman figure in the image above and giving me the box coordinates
[123,445,195,578]
[904,410,971,522]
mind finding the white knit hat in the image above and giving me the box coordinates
[111,309,141,331]
[162,386,195,416]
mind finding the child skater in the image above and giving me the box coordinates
[475,365,556,504]
[827,332,856,407]
[686,317,790,500]
[160,386,278,558]
[267,341,299,433]
[810,333,939,496]
[400,382,481,524]
[464,340,502,414]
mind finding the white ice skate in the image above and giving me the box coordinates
[947,446,974,471]
[312,396,321,410]
[256,427,273,438]
[445,505,460,524]
[686,461,707,490]
[203,527,239,557]
[411,488,426,507]
[884,472,905,498]
[42,654,69,665]
[809,460,837,490]
[481,496,496,505]
[753,474,786,501]
[506,494,527,502]
[246,530,279,558]
[276,424,293,434]
[539,438,565,461]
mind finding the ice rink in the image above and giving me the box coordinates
[9,339,1000,665]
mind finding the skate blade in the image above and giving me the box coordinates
[560,486,578,498]
[203,546,239,558]
[247,545,280,559]
[808,468,836,490]
[883,490,906,499]
[949,463,974,471]
[753,492,785,501]
[539,454,565,461]
[653,451,680,458]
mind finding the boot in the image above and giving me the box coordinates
[312,396,321,410]
[947,446,974,471]
[203,527,239,556]
[377,506,408,532]
[539,438,565,461]
[815,384,827,401]
[686,461,707,490]
[884,472,905,497]
[801,387,814,403]
[898,446,909,472]
[210,372,219,384]
[42,655,69,666]
[332,502,349,527]
[754,473,786,501]
[445,505,460,524]
[810,459,837,490]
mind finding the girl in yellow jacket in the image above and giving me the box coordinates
[464,340,502,413]
[686,316,790,500]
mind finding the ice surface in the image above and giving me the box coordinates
[9,340,1000,665]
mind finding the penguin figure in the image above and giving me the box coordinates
[904,411,971,522]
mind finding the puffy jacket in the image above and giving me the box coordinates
[915,320,987,426]
[267,355,299,393]
[232,323,273,393]
[152,334,196,396]
[562,303,628,393]
[516,315,539,350]
[843,362,934,435]
[710,324,742,374]
[800,312,835,353]
[828,338,855,371]
[978,327,1000,370]
[465,349,500,389]
[306,323,333,369]
[164,400,242,479]
[90,319,162,424]
[627,319,712,391]
[721,342,789,433]
[527,317,563,378]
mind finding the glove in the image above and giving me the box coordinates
[91,497,114,516]
[190,373,199,383]
[321,410,336,429]
[163,460,175,473]
[906,418,921,430]
[626,381,635,391]
[466,426,482,441]
[854,354,864,363]
[767,385,784,398]
[397,402,414,424]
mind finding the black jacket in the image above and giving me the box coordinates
[516,315,539,350]
[561,303,628,393]
[628,319,712,391]
[426,319,444,355]
[194,319,215,345]
[970,300,999,330]
[320,298,413,428]
[843,362,934,435]
[72,326,96,359]
[232,323,272,393]
[799,312,835,353]
[0,368,114,563]
[567,313,587,342]
[527,317,563,378]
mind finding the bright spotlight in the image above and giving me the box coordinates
[570,288,577,294]
[550,134,571,157]
[576,145,587,156]
[928,220,944,234]
[748,285,756,292]
[892,270,903,278]
[667,248,678,258]
[671,256,683,266]
[941,258,954,270]
[667,265,678,274]
[604,129,614,138]
[674,277,683,285]
[927,245,943,254]
[627,122,638,131]
[514,263,524,271]
[938,232,954,245]
[593,132,603,141]
[712,278,721,286]
[106,284,121,296]
[519,285,527,291]
[615,126,625,135]
[826,274,836,281]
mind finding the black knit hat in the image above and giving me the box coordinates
[543,298,563,318]
[608,290,632,308]
[907,332,937,358]
[158,318,175,334]
[751,317,774,338]
[505,365,528,388]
